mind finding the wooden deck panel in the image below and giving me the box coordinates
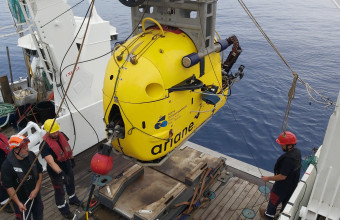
[193,175,269,220]
[205,178,246,220]
[1,144,271,220]
[195,177,241,219]
[229,183,259,220]
[220,182,255,219]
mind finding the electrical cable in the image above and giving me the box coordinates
[40,0,85,28]
[57,1,92,149]
[103,0,148,121]
[0,0,96,213]
[122,0,150,42]
[196,5,222,90]
[225,99,266,175]
[57,1,100,150]
[225,99,270,208]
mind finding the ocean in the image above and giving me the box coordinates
[0,0,339,172]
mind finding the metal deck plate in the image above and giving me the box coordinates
[242,208,256,219]
[259,185,270,194]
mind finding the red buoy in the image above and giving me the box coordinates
[90,152,113,175]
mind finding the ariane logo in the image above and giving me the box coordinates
[151,122,194,155]
[155,115,168,129]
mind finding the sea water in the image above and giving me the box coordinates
[0,0,339,172]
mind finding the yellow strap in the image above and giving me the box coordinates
[26,56,33,77]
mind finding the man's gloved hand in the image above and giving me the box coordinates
[71,158,76,168]
[58,171,70,185]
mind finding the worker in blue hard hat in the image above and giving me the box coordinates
[40,119,80,219]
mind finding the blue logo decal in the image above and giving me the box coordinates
[155,116,168,129]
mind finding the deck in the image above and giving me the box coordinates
[0,142,272,220]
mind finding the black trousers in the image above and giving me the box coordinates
[50,164,76,214]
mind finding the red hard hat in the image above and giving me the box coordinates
[276,131,297,145]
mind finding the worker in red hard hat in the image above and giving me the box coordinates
[260,131,302,220]
[1,134,44,220]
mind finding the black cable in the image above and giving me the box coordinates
[122,0,149,42]
[57,0,152,144]
[60,49,113,74]
[56,2,92,150]
[103,0,149,122]
[56,1,100,150]
[119,96,168,104]
[116,101,168,141]
[196,4,222,89]
[117,138,124,154]
[103,61,124,121]
[225,100,265,177]
[40,0,85,28]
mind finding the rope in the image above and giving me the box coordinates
[23,198,34,220]
[0,103,16,116]
[0,0,96,213]
[282,73,298,133]
[40,0,85,28]
[0,103,16,127]
[0,114,10,128]
[238,0,334,110]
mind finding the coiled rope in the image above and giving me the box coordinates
[0,103,16,128]
[0,103,16,116]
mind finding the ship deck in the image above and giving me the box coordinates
[0,142,273,220]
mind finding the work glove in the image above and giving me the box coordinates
[71,158,76,168]
[58,171,70,185]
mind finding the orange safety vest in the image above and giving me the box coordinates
[43,133,73,162]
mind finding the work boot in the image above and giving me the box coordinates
[62,211,74,219]
[69,197,81,206]
[274,213,280,220]
[259,208,270,219]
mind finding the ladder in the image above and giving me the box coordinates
[17,0,55,84]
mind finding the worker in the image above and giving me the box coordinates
[1,134,43,219]
[0,132,14,213]
[260,131,302,220]
[40,119,80,219]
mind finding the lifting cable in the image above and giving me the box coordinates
[0,0,96,214]
[238,0,334,132]
[224,100,270,208]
